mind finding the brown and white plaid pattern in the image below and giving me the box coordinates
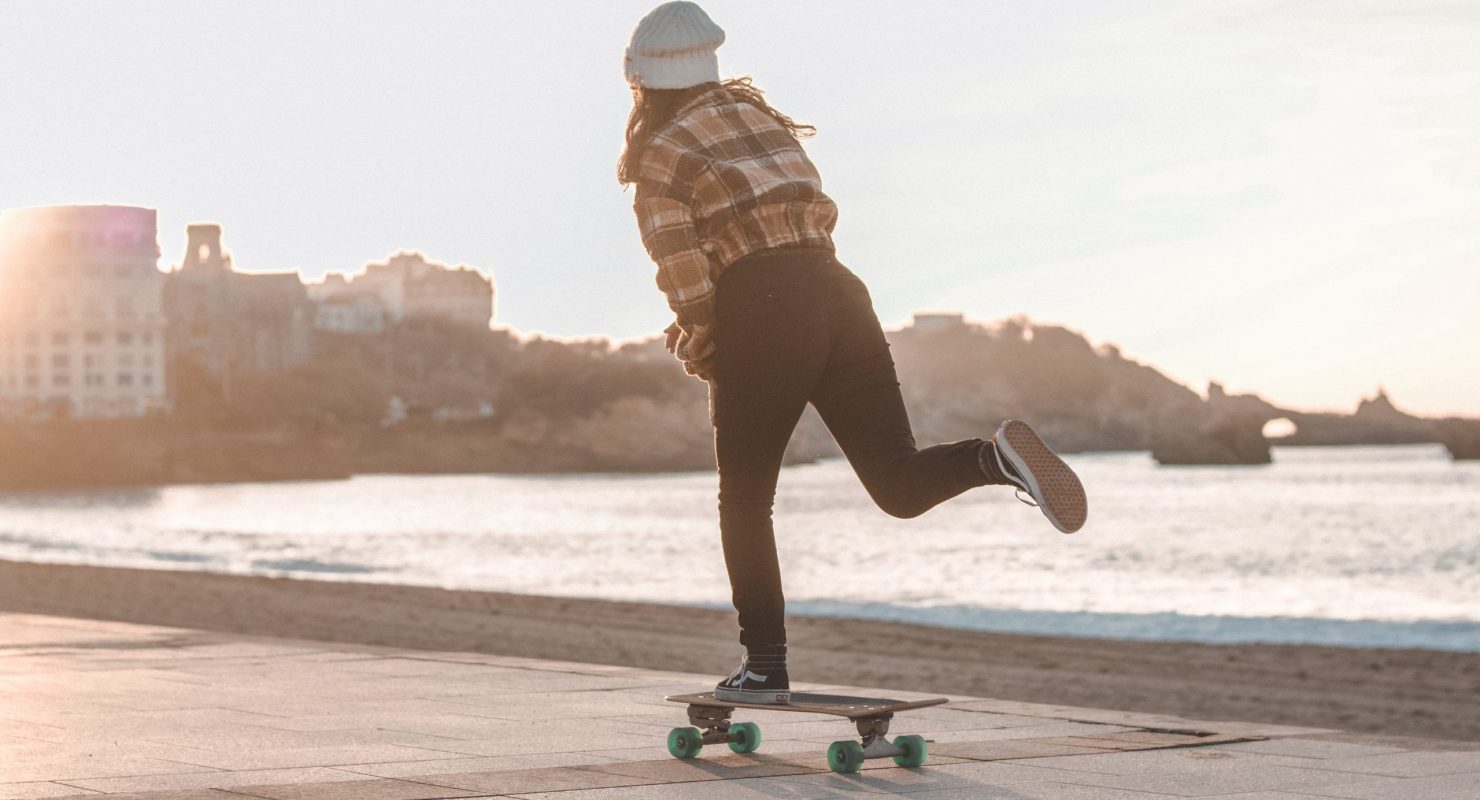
[633,86,838,376]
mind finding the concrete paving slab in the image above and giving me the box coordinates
[53,767,364,794]
[220,712,519,738]
[947,700,1198,728]
[1202,794,1380,800]
[1290,771,1480,799]
[885,784,1242,799]
[1286,750,1480,778]
[60,707,301,736]
[0,752,211,785]
[573,743,702,762]
[771,758,1115,794]
[931,739,1119,761]
[922,721,1137,743]
[947,700,1341,739]
[403,765,653,794]
[510,776,885,799]
[50,791,243,800]
[0,721,69,745]
[578,752,820,783]
[224,777,485,799]
[997,746,1289,775]
[1075,731,1231,748]
[425,695,654,720]
[387,720,667,758]
[216,700,459,722]
[1040,761,1391,796]
[117,743,463,772]
[1177,720,1340,739]
[3,612,1475,799]
[1213,739,1412,759]
[140,725,475,753]
[0,783,104,800]
[336,751,625,778]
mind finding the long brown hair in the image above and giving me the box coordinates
[617,77,816,187]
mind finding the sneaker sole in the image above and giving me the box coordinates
[713,686,790,705]
[997,420,1087,534]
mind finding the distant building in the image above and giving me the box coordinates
[910,312,966,331]
[164,224,314,380]
[0,205,170,419]
[314,291,386,334]
[310,251,493,330]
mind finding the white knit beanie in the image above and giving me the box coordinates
[624,1,726,90]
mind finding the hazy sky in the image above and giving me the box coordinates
[2,1,1477,415]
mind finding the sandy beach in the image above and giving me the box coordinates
[2,558,1476,744]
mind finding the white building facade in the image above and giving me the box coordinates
[313,292,386,334]
[310,251,493,330]
[0,205,170,419]
[910,312,966,331]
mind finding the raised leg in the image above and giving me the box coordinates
[811,270,989,519]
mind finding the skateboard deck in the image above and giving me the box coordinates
[667,691,947,717]
[664,691,949,773]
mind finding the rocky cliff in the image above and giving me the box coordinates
[1,316,1472,487]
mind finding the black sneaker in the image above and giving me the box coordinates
[989,419,1088,534]
[714,644,790,704]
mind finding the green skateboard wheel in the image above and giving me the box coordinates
[892,734,927,767]
[667,726,703,759]
[827,740,865,774]
[727,721,761,753]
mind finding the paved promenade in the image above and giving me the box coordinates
[1,612,1476,799]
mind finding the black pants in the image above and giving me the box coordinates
[709,248,991,648]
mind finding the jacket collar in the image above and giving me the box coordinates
[672,83,730,119]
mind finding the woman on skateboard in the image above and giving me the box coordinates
[620,1,1088,704]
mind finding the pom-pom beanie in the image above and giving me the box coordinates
[624,1,726,90]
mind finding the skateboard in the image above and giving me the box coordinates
[664,692,948,773]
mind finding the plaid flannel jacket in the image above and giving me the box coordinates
[633,86,838,377]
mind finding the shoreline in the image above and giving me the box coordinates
[0,436,1465,493]
[784,600,1480,653]
[2,559,1477,742]
[8,558,1475,653]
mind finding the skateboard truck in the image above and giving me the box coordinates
[685,704,742,747]
[672,703,762,756]
[855,712,905,758]
[819,711,926,773]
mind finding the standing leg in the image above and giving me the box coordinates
[709,265,830,648]
[810,265,999,518]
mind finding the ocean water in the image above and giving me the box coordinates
[1,444,1476,652]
